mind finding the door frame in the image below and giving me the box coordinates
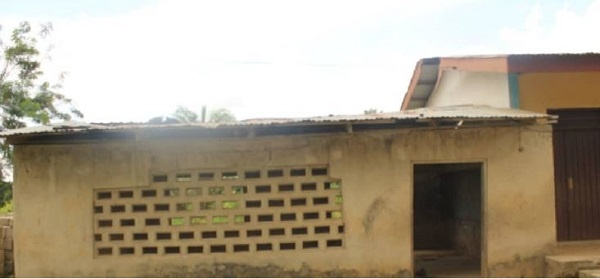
[410,159,487,277]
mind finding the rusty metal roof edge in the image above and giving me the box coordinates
[425,52,600,60]
[0,105,552,138]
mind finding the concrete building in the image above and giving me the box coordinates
[1,106,555,277]
[401,53,600,112]
[402,53,600,276]
[401,53,600,243]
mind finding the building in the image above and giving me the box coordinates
[1,106,555,277]
[401,53,600,243]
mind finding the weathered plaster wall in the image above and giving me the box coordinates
[12,125,555,277]
[426,70,510,108]
[518,72,600,113]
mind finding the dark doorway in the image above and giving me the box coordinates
[550,108,600,241]
[413,163,482,278]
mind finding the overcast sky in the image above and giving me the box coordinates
[2,0,599,123]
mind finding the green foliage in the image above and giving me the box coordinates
[222,200,239,209]
[190,216,207,225]
[1,22,82,131]
[0,180,11,209]
[0,22,83,207]
[173,106,198,123]
[335,194,343,204]
[208,108,236,123]
[0,200,12,214]
[167,106,237,124]
[169,217,185,226]
[364,108,382,115]
[233,215,247,223]
[211,215,228,224]
[231,185,247,194]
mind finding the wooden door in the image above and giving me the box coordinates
[551,108,600,241]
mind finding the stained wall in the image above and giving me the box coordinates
[12,125,555,277]
[426,70,510,108]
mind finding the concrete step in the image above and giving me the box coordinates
[545,255,600,277]
[579,268,600,278]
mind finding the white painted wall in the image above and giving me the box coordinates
[426,70,510,108]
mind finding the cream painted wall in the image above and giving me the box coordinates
[12,125,555,277]
[427,70,511,108]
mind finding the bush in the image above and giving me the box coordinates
[0,200,13,214]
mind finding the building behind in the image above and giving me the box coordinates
[401,53,600,243]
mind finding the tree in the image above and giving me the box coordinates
[364,108,382,115]
[208,108,236,123]
[0,22,82,208]
[1,22,82,129]
[166,106,236,124]
[173,106,198,123]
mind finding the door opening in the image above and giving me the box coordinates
[413,163,482,278]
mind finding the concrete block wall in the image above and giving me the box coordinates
[0,216,13,277]
[12,126,557,277]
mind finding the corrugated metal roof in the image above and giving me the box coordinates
[0,105,551,138]
[426,52,600,60]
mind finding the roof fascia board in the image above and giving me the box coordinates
[439,57,508,73]
[401,59,426,110]
[6,117,546,145]
[507,54,600,73]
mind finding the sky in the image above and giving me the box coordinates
[1,0,599,123]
